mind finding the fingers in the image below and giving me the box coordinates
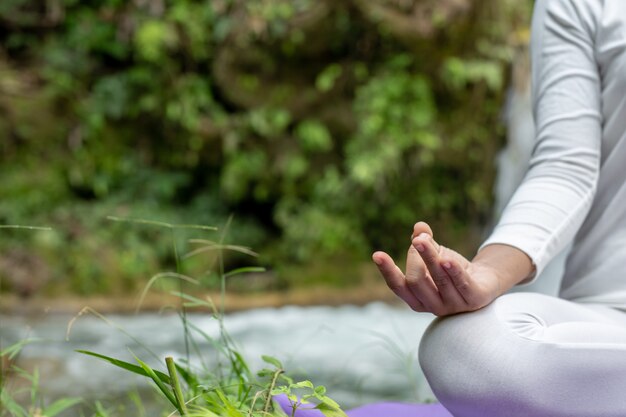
[411,221,433,240]
[412,233,466,307]
[374,226,481,316]
[404,245,441,311]
[372,251,426,312]
[440,258,474,305]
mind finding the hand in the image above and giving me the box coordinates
[372,222,503,316]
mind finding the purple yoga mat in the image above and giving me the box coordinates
[347,402,453,417]
[273,394,453,417]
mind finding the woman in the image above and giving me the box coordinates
[373,0,626,416]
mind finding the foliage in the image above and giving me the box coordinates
[78,219,348,417]
[73,340,345,417]
[0,0,533,295]
[1,221,348,417]
[1,340,81,417]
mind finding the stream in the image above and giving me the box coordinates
[1,302,437,413]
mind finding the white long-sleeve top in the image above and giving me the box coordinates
[481,0,626,307]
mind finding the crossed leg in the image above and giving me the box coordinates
[419,292,626,417]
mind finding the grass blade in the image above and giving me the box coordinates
[169,291,214,309]
[0,388,28,417]
[184,241,258,259]
[67,307,161,363]
[133,355,178,410]
[0,225,52,231]
[1,338,41,359]
[223,267,266,279]
[43,397,82,417]
[174,362,197,387]
[76,350,171,384]
[166,357,188,416]
[136,272,199,313]
[106,216,217,231]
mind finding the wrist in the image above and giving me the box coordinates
[469,260,506,298]
[472,244,535,295]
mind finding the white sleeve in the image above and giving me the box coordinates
[480,0,603,281]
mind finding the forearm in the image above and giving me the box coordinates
[472,244,535,297]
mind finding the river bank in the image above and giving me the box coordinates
[0,277,400,315]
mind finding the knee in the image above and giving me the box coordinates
[419,308,498,406]
[419,293,544,379]
[419,298,532,413]
[418,294,558,416]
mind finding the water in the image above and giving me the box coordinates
[1,303,436,413]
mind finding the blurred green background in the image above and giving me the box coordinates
[0,0,532,298]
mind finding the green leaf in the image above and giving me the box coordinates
[133,355,178,409]
[76,350,171,384]
[314,401,349,417]
[315,394,342,410]
[1,338,40,359]
[165,357,188,416]
[174,362,197,387]
[214,389,243,417]
[316,64,342,92]
[0,389,28,417]
[279,373,294,385]
[224,266,266,279]
[270,386,289,395]
[290,380,314,390]
[261,355,283,369]
[295,120,333,152]
[43,397,82,417]
[170,291,213,309]
[134,20,178,62]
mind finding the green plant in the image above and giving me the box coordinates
[69,217,347,417]
[0,340,82,417]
